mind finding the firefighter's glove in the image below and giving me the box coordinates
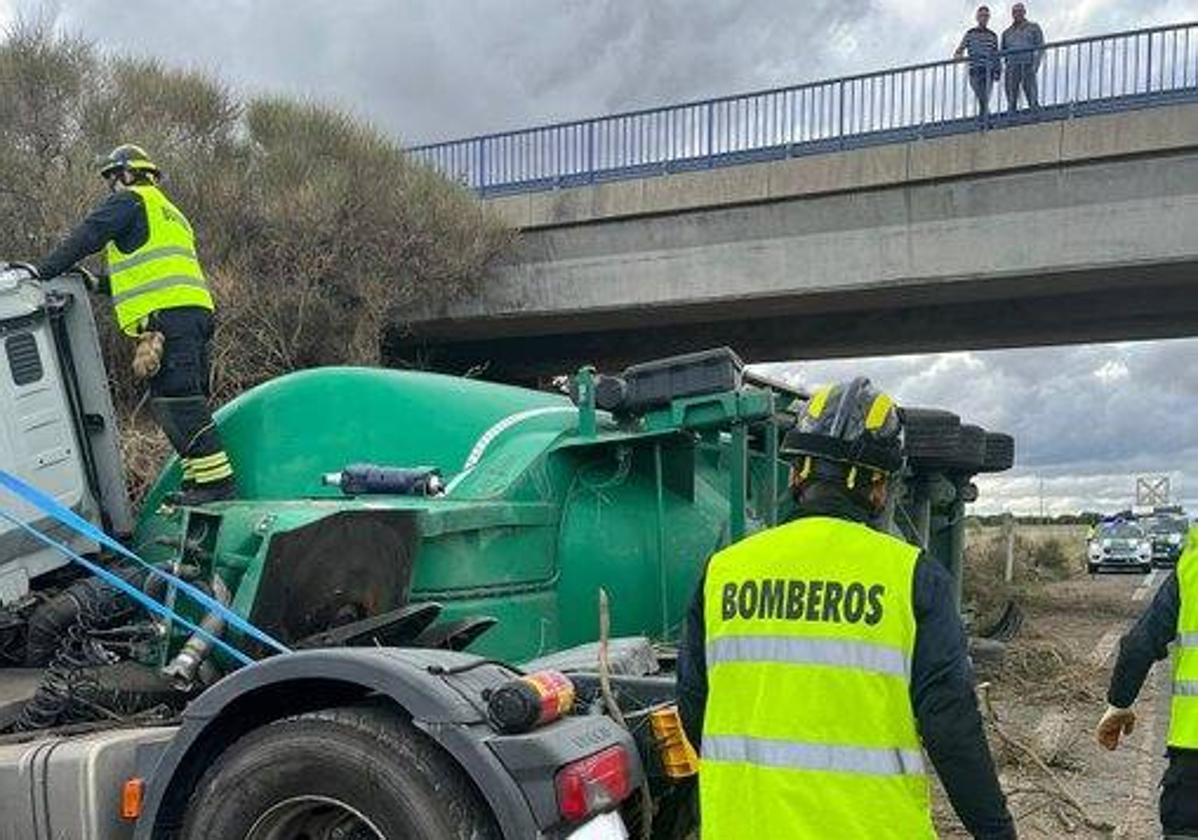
[132,331,166,380]
[1096,704,1136,751]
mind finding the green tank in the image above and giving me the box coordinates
[135,353,785,669]
[133,349,1010,680]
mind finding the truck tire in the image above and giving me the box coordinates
[180,702,499,840]
[980,432,1015,473]
[899,408,961,467]
[951,424,988,473]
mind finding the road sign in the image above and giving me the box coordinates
[1136,475,1170,507]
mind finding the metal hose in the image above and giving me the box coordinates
[161,574,231,690]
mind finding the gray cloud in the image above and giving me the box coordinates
[26,0,873,143]
[28,0,1195,144]
[759,338,1198,514]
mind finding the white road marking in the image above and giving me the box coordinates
[1132,569,1159,602]
[1091,628,1122,667]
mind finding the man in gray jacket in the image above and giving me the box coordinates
[1002,3,1045,112]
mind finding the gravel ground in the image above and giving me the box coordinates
[934,569,1169,838]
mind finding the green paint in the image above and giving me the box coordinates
[135,366,766,665]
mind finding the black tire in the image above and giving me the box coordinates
[180,702,499,840]
[950,424,988,473]
[1088,563,1100,575]
[980,432,1015,473]
[900,407,961,467]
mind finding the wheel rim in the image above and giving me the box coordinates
[245,795,386,840]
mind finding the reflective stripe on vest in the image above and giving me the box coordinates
[105,185,212,334]
[109,245,198,274]
[700,516,934,840]
[1171,529,1198,748]
[703,735,926,777]
[707,635,910,678]
[111,275,209,305]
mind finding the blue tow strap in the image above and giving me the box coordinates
[0,469,290,659]
[0,508,254,666]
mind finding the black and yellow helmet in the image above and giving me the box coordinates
[782,377,905,485]
[97,144,160,179]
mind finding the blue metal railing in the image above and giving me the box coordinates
[409,22,1198,197]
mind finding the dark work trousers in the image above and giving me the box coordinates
[1005,62,1039,112]
[969,70,996,121]
[1162,751,1198,837]
[146,307,235,488]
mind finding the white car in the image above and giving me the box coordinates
[1088,521,1153,574]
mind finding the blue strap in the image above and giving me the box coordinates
[0,469,290,655]
[0,508,253,665]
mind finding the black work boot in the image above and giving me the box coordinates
[177,477,237,506]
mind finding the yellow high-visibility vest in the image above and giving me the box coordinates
[1169,528,1198,747]
[701,515,935,839]
[105,184,212,335]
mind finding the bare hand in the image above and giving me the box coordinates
[1096,705,1136,751]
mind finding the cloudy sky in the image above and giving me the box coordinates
[5,0,1198,514]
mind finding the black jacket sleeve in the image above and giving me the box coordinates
[36,191,142,282]
[676,565,708,750]
[1108,571,1178,708]
[911,557,1016,840]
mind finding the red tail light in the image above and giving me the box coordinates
[555,745,632,822]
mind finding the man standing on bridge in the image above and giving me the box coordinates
[1002,3,1044,113]
[677,378,1015,838]
[1098,533,1198,835]
[956,6,1002,123]
[0,144,236,506]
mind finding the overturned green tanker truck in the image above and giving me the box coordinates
[129,352,1011,673]
[0,265,1013,839]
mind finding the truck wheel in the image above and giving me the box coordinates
[979,432,1015,473]
[899,407,961,467]
[180,702,498,840]
[949,424,988,473]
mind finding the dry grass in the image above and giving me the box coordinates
[964,525,1121,705]
[0,21,515,500]
[116,416,172,507]
[963,526,1087,631]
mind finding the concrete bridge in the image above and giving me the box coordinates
[395,24,1198,379]
[395,102,1198,379]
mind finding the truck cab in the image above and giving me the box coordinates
[0,266,130,602]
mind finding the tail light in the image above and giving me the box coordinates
[555,745,632,822]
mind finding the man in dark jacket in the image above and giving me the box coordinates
[956,5,1002,122]
[0,144,235,505]
[1097,532,1198,835]
[677,378,1015,838]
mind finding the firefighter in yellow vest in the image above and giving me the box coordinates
[676,378,1015,838]
[1098,529,1198,834]
[29,144,235,505]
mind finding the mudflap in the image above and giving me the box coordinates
[248,510,420,646]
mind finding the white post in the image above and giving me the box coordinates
[1004,513,1016,583]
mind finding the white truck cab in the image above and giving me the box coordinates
[0,266,130,599]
